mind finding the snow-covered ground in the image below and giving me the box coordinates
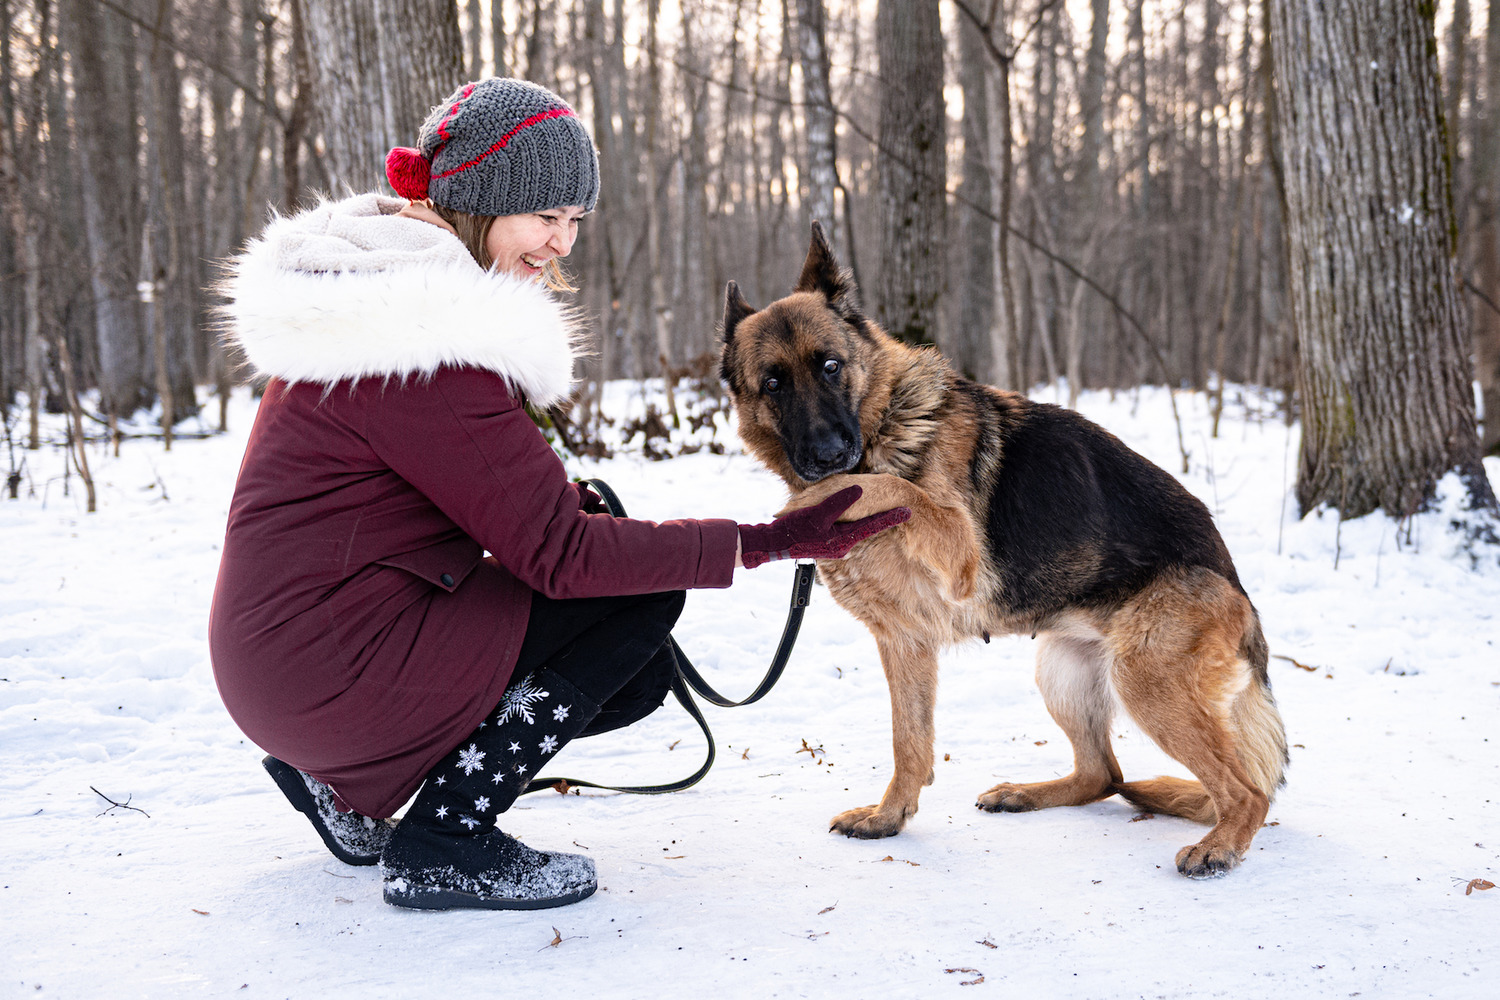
[3,382,1497,999]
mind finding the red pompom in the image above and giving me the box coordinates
[385,147,430,200]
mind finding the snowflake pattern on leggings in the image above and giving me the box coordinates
[495,675,550,726]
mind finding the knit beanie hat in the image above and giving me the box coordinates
[385,78,599,216]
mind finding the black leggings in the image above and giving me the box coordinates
[510,589,685,737]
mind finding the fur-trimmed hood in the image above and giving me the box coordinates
[222,193,582,407]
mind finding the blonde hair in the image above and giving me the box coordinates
[429,202,577,293]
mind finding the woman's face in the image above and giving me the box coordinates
[484,206,587,279]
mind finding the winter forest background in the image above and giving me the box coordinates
[4,4,1500,992]
[0,0,1498,527]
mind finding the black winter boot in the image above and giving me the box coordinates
[380,669,602,910]
[262,755,397,865]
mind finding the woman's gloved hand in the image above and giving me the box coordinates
[738,486,911,569]
[576,481,610,514]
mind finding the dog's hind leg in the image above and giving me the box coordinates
[1107,572,1281,878]
[977,633,1123,812]
[830,636,938,839]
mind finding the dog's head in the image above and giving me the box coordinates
[720,222,880,485]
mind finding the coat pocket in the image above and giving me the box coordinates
[373,536,483,592]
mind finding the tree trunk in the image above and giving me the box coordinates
[952,8,993,381]
[142,0,198,424]
[674,8,711,370]
[795,0,836,240]
[300,0,464,193]
[1269,0,1495,519]
[0,0,52,448]
[874,0,945,346]
[1473,0,1500,456]
[61,0,149,419]
[1076,0,1110,214]
[644,0,669,386]
[463,0,482,77]
[490,0,507,77]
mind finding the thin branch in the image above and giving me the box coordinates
[1465,277,1500,320]
[91,786,150,818]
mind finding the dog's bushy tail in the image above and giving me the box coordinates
[1115,610,1287,825]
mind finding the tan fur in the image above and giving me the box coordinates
[721,229,1287,877]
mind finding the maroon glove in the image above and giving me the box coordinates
[738,486,911,569]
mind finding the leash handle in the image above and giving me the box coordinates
[523,479,810,797]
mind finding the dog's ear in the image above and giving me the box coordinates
[722,281,756,343]
[795,220,856,306]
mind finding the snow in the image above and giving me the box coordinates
[3,382,1498,998]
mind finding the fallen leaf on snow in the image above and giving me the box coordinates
[1130,812,1155,822]
[875,856,920,866]
[191,909,209,916]
[818,904,837,915]
[797,739,825,759]
[945,967,985,986]
[1465,879,1495,896]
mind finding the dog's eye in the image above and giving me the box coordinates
[762,376,781,394]
[822,359,841,378]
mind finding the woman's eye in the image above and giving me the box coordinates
[823,359,841,377]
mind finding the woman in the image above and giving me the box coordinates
[209,78,906,912]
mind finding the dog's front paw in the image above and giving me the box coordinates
[829,804,906,839]
[975,782,1039,812]
[1174,841,1243,879]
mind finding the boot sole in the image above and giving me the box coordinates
[383,879,597,911]
[262,755,380,867]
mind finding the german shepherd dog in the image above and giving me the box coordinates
[719,223,1287,878]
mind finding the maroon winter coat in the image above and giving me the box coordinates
[210,195,738,817]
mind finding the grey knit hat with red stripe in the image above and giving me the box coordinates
[386,78,599,216]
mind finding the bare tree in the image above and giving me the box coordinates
[61,0,149,421]
[951,6,993,380]
[300,0,464,193]
[1269,0,1496,519]
[1474,1,1500,456]
[795,0,837,241]
[874,0,944,346]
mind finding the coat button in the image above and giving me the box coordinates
[440,573,455,587]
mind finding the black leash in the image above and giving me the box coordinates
[523,479,815,796]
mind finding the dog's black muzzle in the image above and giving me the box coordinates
[787,423,862,483]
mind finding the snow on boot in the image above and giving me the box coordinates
[381,823,596,910]
[262,755,397,866]
[379,668,602,910]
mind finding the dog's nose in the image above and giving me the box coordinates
[811,433,850,466]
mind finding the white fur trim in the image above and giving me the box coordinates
[222,194,581,407]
